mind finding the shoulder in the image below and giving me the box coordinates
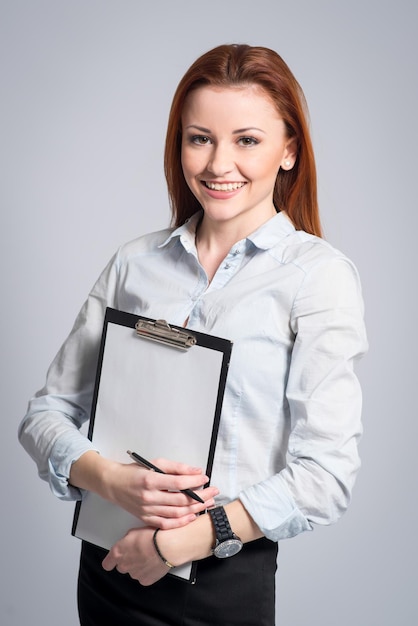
[275,230,354,273]
[270,229,364,309]
[274,230,363,292]
[259,214,358,278]
[114,226,176,264]
[285,235,365,320]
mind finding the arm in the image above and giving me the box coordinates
[19,251,218,522]
[240,256,368,539]
[69,450,217,528]
[102,499,262,586]
[18,254,119,499]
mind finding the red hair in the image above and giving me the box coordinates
[164,44,322,237]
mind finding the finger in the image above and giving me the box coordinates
[141,501,204,520]
[102,551,117,572]
[152,458,205,476]
[194,486,219,503]
[140,486,218,510]
[142,487,219,504]
[141,471,211,493]
[142,512,200,530]
[140,494,220,528]
[174,487,218,509]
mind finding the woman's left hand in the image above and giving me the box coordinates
[102,526,171,586]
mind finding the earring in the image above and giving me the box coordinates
[284,160,291,167]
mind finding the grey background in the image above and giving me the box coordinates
[1,1,417,624]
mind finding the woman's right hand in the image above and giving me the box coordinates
[70,450,218,529]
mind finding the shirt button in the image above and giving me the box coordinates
[224,263,231,269]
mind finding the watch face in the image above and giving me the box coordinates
[214,539,243,559]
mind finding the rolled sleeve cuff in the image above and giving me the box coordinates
[239,476,313,542]
[47,433,98,501]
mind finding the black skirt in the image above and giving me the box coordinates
[77,538,278,626]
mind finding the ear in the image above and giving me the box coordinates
[281,137,298,170]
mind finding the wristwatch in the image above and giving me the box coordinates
[208,506,243,558]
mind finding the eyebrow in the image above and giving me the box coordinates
[233,127,266,135]
[185,125,266,134]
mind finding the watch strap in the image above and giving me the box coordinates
[208,506,235,542]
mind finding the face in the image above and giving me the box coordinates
[181,85,296,235]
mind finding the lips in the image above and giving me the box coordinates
[203,181,246,191]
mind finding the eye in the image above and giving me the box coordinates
[237,136,259,147]
[191,135,212,145]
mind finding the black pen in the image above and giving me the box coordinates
[126,450,205,504]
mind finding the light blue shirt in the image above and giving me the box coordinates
[19,211,367,542]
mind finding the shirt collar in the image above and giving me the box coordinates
[159,210,295,252]
[246,212,296,250]
[158,212,202,252]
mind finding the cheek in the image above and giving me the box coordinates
[181,148,199,181]
[259,151,284,180]
[247,156,280,182]
[181,150,202,195]
[180,145,188,175]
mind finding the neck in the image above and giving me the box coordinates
[195,231,232,285]
[195,209,276,282]
[196,207,278,249]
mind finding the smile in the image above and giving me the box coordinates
[203,181,246,191]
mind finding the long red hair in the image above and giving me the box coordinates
[164,44,322,237]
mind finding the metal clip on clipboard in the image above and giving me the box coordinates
[135,319,197,350]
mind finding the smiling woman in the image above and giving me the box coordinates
[181,85,295,235]
[19,44,367,625]
[165,44,321,237]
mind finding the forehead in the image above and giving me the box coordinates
[181,84,281,123]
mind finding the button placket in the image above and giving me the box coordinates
[223,247,241,271]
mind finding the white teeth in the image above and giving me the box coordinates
[205,182,245,191]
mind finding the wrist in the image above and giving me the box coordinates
[156,514,215,567]
[153,529,175,569]
[99,457,124,502]
[208,505,243,558]
[153,500,263,568]
[69,450,119,501]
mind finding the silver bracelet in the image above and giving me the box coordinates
[152,529,175,569]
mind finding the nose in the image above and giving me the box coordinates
[207,143,234,176]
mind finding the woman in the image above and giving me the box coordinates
[19,44,367,625]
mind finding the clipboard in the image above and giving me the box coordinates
[72,307,232,582]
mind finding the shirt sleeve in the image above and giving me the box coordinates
[18,252,120,500]
[239,256,368,541]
